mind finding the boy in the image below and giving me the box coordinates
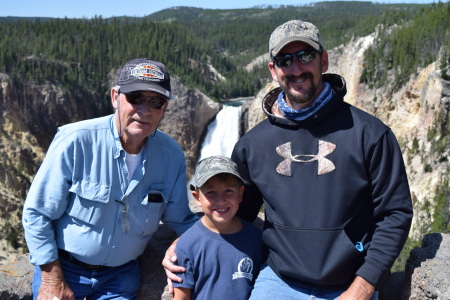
[172,155,264,300]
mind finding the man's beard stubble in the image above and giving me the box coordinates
[282,72,317,106]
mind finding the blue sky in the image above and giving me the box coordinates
[1,0,445,18]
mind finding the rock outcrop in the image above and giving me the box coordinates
[1,231,449,300]
[158,78,219,178]
[403,233,450,299]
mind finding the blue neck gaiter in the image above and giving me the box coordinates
[277,82,332,121]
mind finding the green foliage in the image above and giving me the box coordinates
[427,125,437,142]
[428,103,450,161]
[440,47,450,80]
[0,17,214,96]
[412,137,419,153]
[393,180,450,272]
[361,2,450,90]
[431,180,450,233]
[149,3,429,64]
[0,2,434,101]
[3,222,19,249]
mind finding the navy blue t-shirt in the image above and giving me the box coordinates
[173,218,263,299]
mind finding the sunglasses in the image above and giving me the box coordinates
[123,92,167,109]
[272,49,321,68]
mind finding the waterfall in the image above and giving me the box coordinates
[198,103,242,161]
[188,102,242,203]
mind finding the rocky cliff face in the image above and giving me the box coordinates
[2,230,448,300]
[158,78,219,178]
[0,73,108,262]
[327,35,449,242]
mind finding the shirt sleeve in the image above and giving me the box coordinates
[160,151,198,235]
[173,245,195,289]
[356,129,413,289]
[22,129,73,265]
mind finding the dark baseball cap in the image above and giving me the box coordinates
[116,58,171,99]
[269,20,323,57]
[190,156,244,190]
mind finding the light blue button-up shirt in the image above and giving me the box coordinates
[23,114,198,267]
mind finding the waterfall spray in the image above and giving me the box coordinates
[199,104,242,160]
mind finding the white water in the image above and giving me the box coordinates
[188,103,242,204]
[198,104,242,160]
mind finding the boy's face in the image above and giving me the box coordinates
[192,174,244,233]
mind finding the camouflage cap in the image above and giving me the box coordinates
[191,156,243,190]
[269,20,323,57]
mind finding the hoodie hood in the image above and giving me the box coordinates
[262,73,347,127]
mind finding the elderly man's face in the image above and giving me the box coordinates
[111,89,167,153]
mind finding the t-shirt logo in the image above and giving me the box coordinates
[232,257,253,280]
[275,140,336,176]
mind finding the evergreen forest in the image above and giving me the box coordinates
[0,1,449,104]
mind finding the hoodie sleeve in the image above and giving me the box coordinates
[356,129,413,289]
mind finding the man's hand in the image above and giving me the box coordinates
[37,260,75,300]
[162,238,184,295]
[338,276,375,300]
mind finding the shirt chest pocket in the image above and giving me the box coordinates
[131,189,167,236]
[67,179,112,227]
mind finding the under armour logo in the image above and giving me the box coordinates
[275,141,336,176]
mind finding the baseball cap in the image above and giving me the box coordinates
[190,156,244,190]
[269,20,323,57]
[116,58,171,99]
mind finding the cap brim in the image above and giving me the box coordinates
[271,37,321,57]
[119,83,171,99]
[195,170,244,188]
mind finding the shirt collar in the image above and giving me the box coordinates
[111,115,124,159]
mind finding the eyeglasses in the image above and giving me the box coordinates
[122,92,167,109]
[272,49,321,68]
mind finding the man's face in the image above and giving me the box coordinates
[111,89,167,152]
[268,41,329,110]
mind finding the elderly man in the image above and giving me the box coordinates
[23,58,198,300]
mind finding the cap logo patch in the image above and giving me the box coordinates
[284,22,308,35]
[118,63,165,84]
[131,63,165,81]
